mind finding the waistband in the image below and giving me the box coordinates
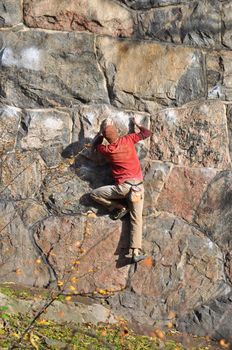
[124,180,143,186]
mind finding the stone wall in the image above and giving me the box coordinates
[1,0,232,341]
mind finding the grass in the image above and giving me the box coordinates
[0,284,225,350]
[0,312,223,350]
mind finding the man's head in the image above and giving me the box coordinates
[100,118,119,144]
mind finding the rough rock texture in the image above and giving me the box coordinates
[156,166,217,222]
[0,202,50,286]
[150,101,230,168]
[137,1,221,48]
[0,30,108,108]
[177,291,232,342]
[1,0,232,342]
[206,50,232,101]
[0,106,21,153]
[0,291,116,324]
[23,0,134,37]
[109,213,230,326]
[97,37,205,111]
[222,2,232,49]
[0,0,22,27]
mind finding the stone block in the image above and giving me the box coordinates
[0,106,21,154]
[97,37,205,111]
[177,291,232,342]
[195,170,232,282]
[19,109,73,150]
[119,0,185,10]
[222,2,232,49]
[131,213,228,315]
[143,160,172,215]
[41,166,93,215]
[0,30,109,108]
[206,50,232,101]
[0,0,22,27]
[0,151,47,200]
[35,215,130,293]
[138,1,221,48]
[156,166,217,221]
[150,101,230,168]
[23,0,134,37]
[0,201,50,286]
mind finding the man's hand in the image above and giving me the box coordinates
[131,116,142,129]
[92,133,104,151]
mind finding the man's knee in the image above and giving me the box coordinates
[90,189,100,201]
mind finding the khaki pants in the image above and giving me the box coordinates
[90,181,144,249]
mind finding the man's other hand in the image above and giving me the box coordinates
[92,133,104,150]
[131,116,142,129]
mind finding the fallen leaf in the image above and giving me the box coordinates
[153,329,165,340]
[219,339,230,348]
[36,319,50,325]
[141,256,154,267]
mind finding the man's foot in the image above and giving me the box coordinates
[109,207,129,220]
[131,248,147,263]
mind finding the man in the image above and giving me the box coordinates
[90,117,152,263]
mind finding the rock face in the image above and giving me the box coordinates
[23,0,134,37]
[97,37,205,111]
[0,31,108,108]
[1,0,232,342]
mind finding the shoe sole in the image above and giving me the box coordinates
[110,209,129,220]
[131,255,147,263]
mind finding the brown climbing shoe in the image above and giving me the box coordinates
[131,248,147,263]
[131,254,147,263]
[109,207,129,220]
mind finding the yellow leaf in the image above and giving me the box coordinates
[153,329,165,340]
[35,259,42,264]
[87,212,97,218]
[96,288,108,295]
[69,285,77,292]
[57,280,64,287]
[71,277,78,283]
[12,332,20,339]
[37,319,50,325]
[65,296,72,301]
[50,252,56,257]
[73,260,80,265]
[29,332,39,350]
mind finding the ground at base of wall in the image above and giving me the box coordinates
[0,283,227,350]
[0,315,225,350]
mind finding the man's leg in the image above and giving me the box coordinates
[90,184,130,212]
[128,184,145,261]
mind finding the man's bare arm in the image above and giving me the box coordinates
[131,117,152,139]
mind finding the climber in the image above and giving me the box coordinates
[90,116,152,263]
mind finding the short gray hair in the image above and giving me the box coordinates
[100,117,114,132]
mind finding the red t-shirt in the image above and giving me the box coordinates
[96,127,151,184]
